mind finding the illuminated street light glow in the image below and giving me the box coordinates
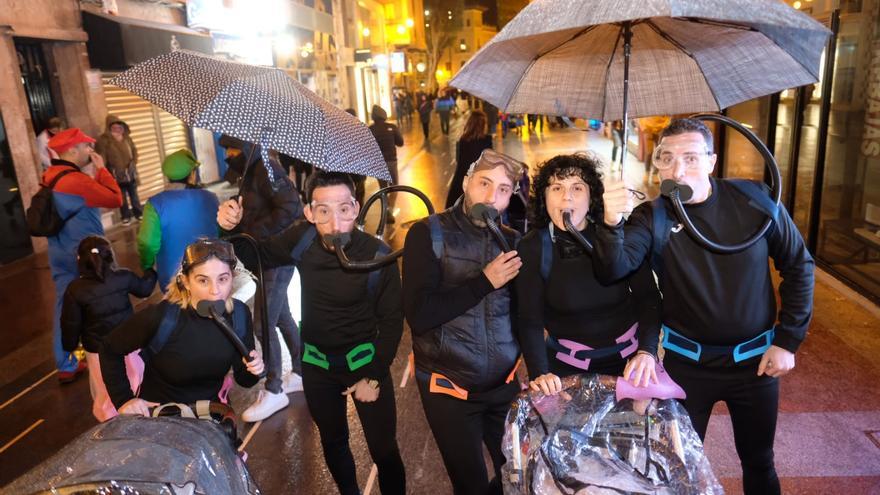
[425,9,430,16]
[416,62,426,72]
[397,24,406,35]
[406,18,414,28]
[362,27,370,37]
[793,0,801,7]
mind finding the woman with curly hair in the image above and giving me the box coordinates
[515,153,661,395]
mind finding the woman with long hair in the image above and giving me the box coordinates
[515,154,661,395]
[100,238,264,417]
[445,109,493,209]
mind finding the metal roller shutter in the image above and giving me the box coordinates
[102,74,191,201]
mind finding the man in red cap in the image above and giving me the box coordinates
[44,128,123,382]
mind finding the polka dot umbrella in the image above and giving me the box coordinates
[110,50,391,183]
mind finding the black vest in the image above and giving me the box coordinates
[412,203,521,392]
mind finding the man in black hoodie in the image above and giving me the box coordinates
[597,118,814,495]
[217,135,303,422]
[402,149,525,494]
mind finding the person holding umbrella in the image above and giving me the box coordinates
[596,118,814,495]
[218,135,305,423]
[218,171,406,495]
[402,149,524,494]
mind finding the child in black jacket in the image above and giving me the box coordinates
[61,235,156,421]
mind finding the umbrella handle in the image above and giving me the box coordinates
[224,233,272,379]
[664,113,782,254]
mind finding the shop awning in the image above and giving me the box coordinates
[82,11,213,71]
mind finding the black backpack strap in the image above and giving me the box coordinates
[231,299,249,341]
[427,215,443,259]
[291,225,318,265]
[367,242,392,299]
[146,302,181,358]
[650,198,674,275]
[540,227,552,281]
[45,168,78,189]
[725,179,780,225]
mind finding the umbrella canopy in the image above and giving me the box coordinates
[450,0,831,121]
[111,50,391,181]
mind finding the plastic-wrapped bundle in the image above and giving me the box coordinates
[4,415,260,495]
[502,374,723,494]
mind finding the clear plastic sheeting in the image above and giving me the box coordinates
[4,416,260,495]
[502,374,723,495]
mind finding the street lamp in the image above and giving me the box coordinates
[416,62,426,72]
[397,24,406,35]
[425,9,430,16]
[362,27,371,37]
[405,18,414,28]
[460,42,467,51]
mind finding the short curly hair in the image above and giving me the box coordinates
[530,153,604,230]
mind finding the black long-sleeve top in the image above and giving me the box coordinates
[515,226,661,379]
[233,221,403,380]
[61,268,157,353]
[401,221,497,334]
[592,178,814,363]
[100,302,259,409]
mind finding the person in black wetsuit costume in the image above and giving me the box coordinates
[403,149,525,495]
[101,239,264,417]
[515,153,661,396]
[218,171,405,495]
[597,118,815,495]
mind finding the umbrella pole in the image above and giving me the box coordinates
[619,21,633,181]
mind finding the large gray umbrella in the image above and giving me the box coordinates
[451,0,831,171]
[110,50,391,182]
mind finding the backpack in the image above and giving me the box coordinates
[26,168,78,237]
[142,299,249,361]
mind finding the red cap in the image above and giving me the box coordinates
[47,128,96,153]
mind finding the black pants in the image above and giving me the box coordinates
[118,181,142,220]
[416,375,519,495]
[439,111,451,134]
[421,119,430,140]
[302,365,406,495]
[665,357,781,495]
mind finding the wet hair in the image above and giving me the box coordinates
[460,110,488,142]
[658,118,714,153]
[530,153,605,229]
[76,236,116,282]
[304,170,356,203]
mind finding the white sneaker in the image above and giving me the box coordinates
[282,373,304,394]
[241,390,289,422]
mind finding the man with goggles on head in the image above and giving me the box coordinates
[218,171,405,495]
[402,148,524,494]
[596,118,814,495]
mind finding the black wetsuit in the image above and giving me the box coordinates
[593,178,814,495]
[234,222,405,495]
[515,225,661,379]
[101,302,259,408]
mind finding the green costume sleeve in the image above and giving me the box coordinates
[137,202,162,270]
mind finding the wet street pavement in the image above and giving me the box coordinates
[1,111,879,494]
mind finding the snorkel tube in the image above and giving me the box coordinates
[561,210,593,253]
[469,203,512,252]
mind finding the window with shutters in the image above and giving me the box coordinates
[101,74,192,201]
